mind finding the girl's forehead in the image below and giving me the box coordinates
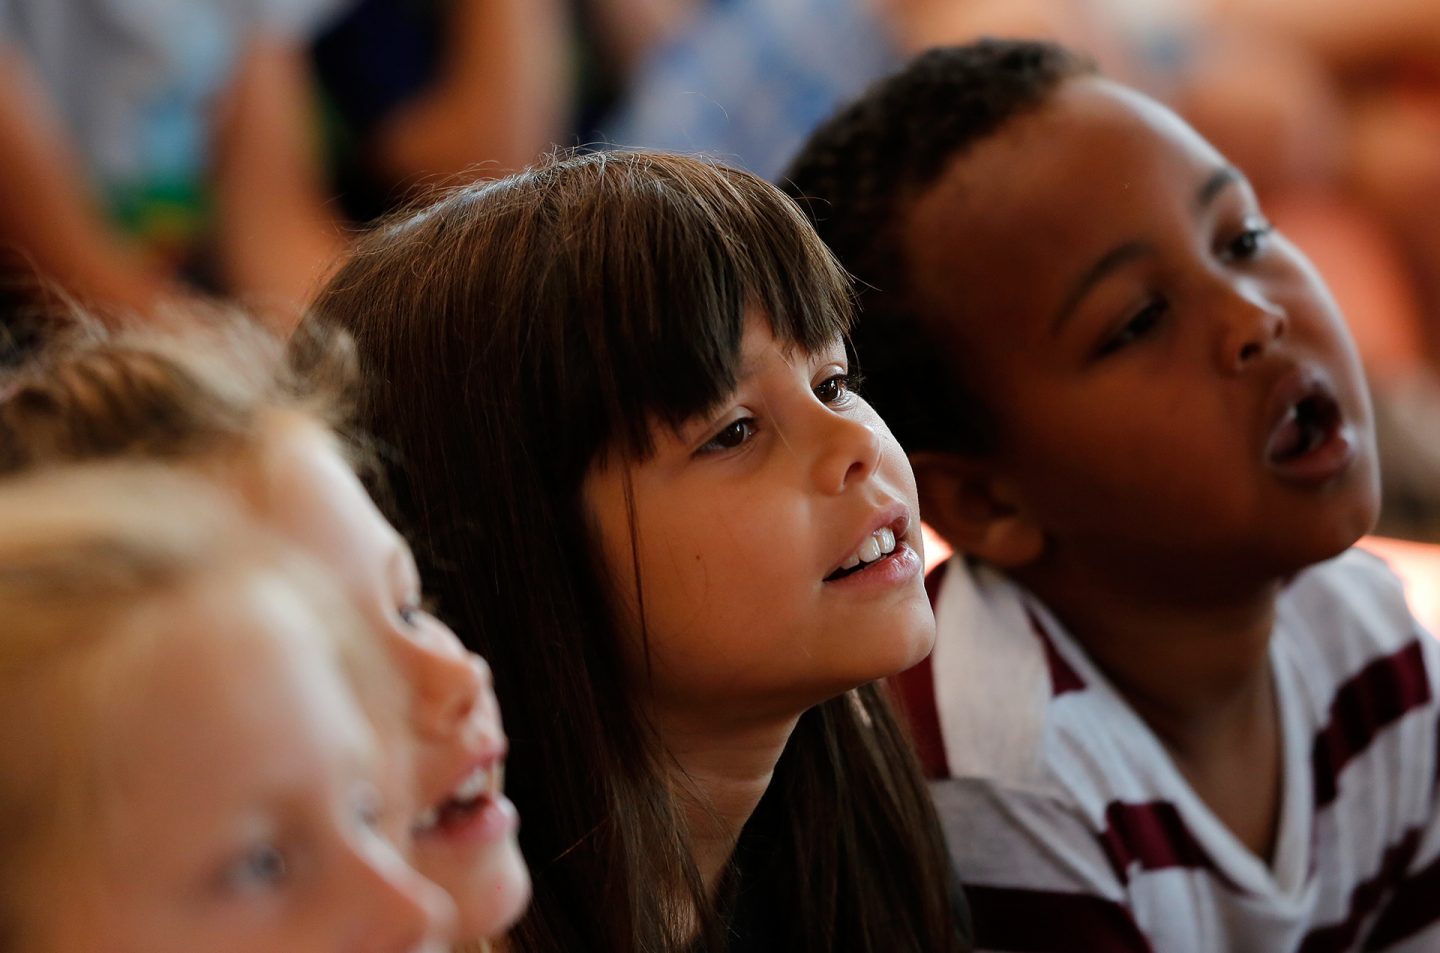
[736,316,844,369]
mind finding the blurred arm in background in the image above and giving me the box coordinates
[368,0,572,187]
[211,32,346,322]
[0,46,183,318]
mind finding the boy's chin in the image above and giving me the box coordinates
[1241,450,1383,583]
[1263,493,1381,583]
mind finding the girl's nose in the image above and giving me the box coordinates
[345,836,457,953]
[812,412,881,495]
[392,619,487,741]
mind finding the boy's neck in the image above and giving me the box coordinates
[1016,560,1283,743]
[1015,560,1286,859]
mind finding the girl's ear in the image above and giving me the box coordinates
[910,451,1044,569]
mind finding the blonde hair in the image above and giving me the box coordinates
[0,462,392,950]
[0,308,360,476]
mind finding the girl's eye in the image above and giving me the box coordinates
[813,372,857,406]
[1096,297,1169,358]
[222,843,289,893]
[698,417,757,454]
[1221,221,1273,262]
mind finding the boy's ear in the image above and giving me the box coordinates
[910,451,1044,569]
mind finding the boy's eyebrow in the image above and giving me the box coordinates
[1050,167,1245,336]
[1051,240,1152,335]
[1196,166,1242,211]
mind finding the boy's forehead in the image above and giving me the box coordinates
[901,77,1222,339]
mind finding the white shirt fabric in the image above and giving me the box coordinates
[925,549,1440,952]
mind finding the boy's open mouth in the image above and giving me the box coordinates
[1266,390,1341,465]
[1262,370,1356,484]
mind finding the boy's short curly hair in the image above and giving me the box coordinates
[782,39,1094,455]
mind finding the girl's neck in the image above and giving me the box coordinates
[654,708,800,893]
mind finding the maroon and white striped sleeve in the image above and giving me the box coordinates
[933,778,1156,953]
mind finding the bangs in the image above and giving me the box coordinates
[491,151,856,464]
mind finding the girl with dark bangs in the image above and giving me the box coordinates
[313,151,970,953]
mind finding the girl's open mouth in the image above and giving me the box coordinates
[825,525,899,582]
[822,510,922,591]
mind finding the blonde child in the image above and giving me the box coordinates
[0,315,529,947]
[0,463,454,952]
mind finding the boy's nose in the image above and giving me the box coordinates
[1218,288,1288,374]
[812,413,881,495]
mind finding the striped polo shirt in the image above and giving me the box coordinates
[893,549,1440,952]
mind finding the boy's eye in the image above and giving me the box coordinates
[699,418,758,454]
[813,372,857,406]
[1096,298,1169,358]
[1221,220,1274,262]
[222,842,289,893]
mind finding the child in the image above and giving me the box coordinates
[783,40,1439,952]
[0,462,454,952]
[0,315,530,947]
[312,150,970,952]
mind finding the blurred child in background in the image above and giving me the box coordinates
[0,313,530,947]
[0,463,455,952]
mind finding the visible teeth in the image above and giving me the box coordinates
[452,765,490,803]
[837,526,899,575]
[858,534,882,563]
[414,764,494,833]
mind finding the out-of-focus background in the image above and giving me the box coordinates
[2,0,1439,574]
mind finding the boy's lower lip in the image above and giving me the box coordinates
[1265,421,1356,484]
[822,541,921,591]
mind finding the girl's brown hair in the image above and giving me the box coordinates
[314,150,967,952]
